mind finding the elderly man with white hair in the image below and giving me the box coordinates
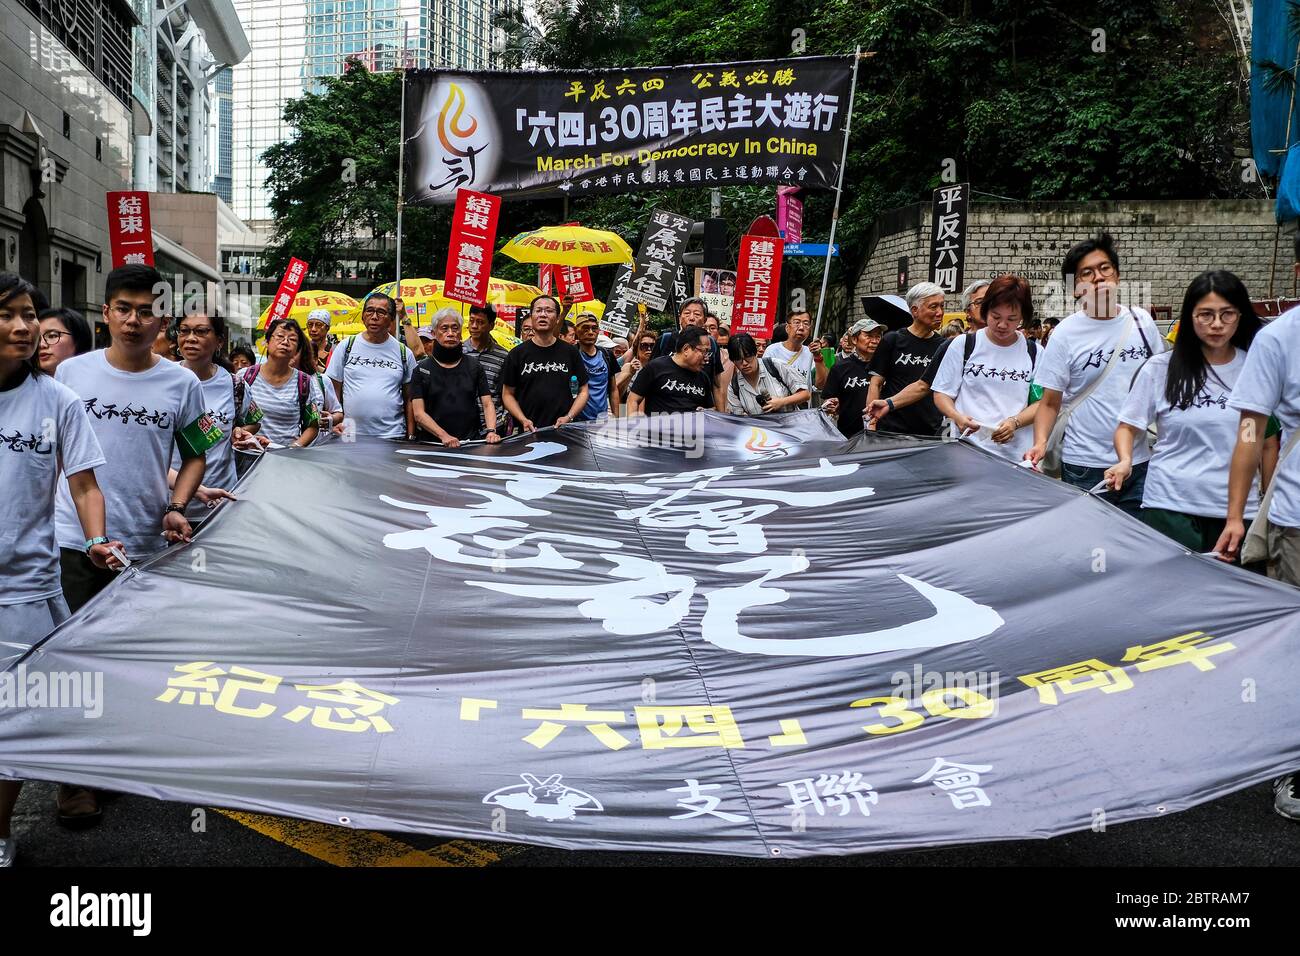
[864,281,947,436]
[962,279,991,331]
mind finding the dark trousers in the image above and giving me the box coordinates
[59,548,117,614]
[1062,460,1148,519]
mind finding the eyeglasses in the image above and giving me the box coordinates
[109,303,161,320]
[1192,309,1240,325]
[1075,262,1117,282]
[268,330,298,344]
[41,329,70,345]
[362,307,392,318]
[176,327,213,338]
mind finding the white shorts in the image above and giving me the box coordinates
[0,594,71,668]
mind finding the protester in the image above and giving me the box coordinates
[306,308,333,372]
[38,307,94,374]
[560,319,577,345]
[617,330,657,405]
[1022,317,1042,342]
[300,337,343,431]
[864,282,947,436]
[153,326,176,361]
[1103,271,1271,555]
[628,325,715,415]
[463,303,509,437]
[652,297,725,409]
[705,314,720,341]
[723,332,810,416]
[963,279,991,331]
[501,294,588,431]
[520,316,535,342]
[821,318,886,437]
[1024,232,1163,515]
[763,310,828,402]
[575,311,619,420]
[229,346,256,372]
[326,292,417,440]
[716,324,731,351]
[411,308,498,447]
[53,264,220,826]
[1041,317,1060,347]
[1211,242,1300,820]
[609,336,630,364]
[243,318,322,448]
[930,274,1040,461]
[171,311,258,525]
[0,273,119,860]
[941,319,966,338]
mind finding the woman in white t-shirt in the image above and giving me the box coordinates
[240,319,321,449]
[930,273,1040,462]
[1105,270,1277,556]
[0,273,122,867]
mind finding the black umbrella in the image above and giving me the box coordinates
[861,294,911,331]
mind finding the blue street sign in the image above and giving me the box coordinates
[784,243,839,257]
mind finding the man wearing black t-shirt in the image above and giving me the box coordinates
[821,317,886,438]
[653,297,725,410]
[501,294,589,431]
[866,282,947,436]
[412,308,497,447]
[629,326,715,415]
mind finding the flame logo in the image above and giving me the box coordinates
[437,83,479,157]
[745,427,787,458]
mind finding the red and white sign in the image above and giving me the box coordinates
[444,188,501,307]
[777,187,803,244]
[263,257,309,328]
[730,235,784,338]
[555,265,593,303]
[106,191,155,268]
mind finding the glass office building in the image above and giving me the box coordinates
[232,0,516,224]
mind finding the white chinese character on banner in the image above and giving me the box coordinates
[782,92,812,129]
[781,772,878,817]
[937,185,965,213]
[812,93,840,131]
[464,211,491,231]
[643,101,670,138]
[935,212,962,241]
[700,97,727,133]
[670,100,698,136]
[458,242,484,261]
[558,112,586,146]
[119,216,145,234]
[913,757,993,809]
[117,195,143,216]
[755,93,783,127]
[728,94,753,128]
[667,779,750,823]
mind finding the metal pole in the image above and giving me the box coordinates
[395,22,409,323]
[812,47,864,343]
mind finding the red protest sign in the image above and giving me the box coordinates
[444,188,501,307]
[730,235,784,338]
[263,257,309,328]
[106,191,155,267]
[555,265,594,303]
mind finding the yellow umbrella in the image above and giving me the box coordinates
[565,299,606,320]
[258,290,359,329]
[484,278,542,308]
[500,224,633,266]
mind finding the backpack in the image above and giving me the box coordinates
[241,365,317,430]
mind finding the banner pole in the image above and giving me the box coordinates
[395,22,409,325]
[812,47,863,344]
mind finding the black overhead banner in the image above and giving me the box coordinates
[404,56,855,203]
[4,418,1300,858]
[928,182,969,295]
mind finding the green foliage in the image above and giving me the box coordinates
[262,1,1249,300]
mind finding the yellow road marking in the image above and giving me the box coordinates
[216,809,527,867]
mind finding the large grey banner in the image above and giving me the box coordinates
[2,415,1298,858]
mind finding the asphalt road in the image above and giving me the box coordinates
[7,779,1296,867]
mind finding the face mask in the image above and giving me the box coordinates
[433,340,463,363]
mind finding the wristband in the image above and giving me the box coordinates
[164,503,185,516]
[885,398,895,411]
[84,536,109,553]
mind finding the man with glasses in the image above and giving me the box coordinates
[501,294,588,431]
[652,297,725,410]
[962,279,991,331]
[325,292,417,440]
[1025,233,1163,513]
[52,264,221,825]
[763,310,828,403]
[628,325,716,416]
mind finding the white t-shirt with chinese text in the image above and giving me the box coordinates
[763,341,815,395]
[325,335,416,438]
[0,371,105,604]
[170,369,239,522]
[55,351,215,557]
[1033,306,1164,467]
[1122,350,1260,519]
[931,331,1036,461]
[1230,305,1300,527]
[246,368,325,447]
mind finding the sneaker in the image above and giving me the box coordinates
[1273,775,1300,820]
[55,785,102,829]
[0,837,13,867]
